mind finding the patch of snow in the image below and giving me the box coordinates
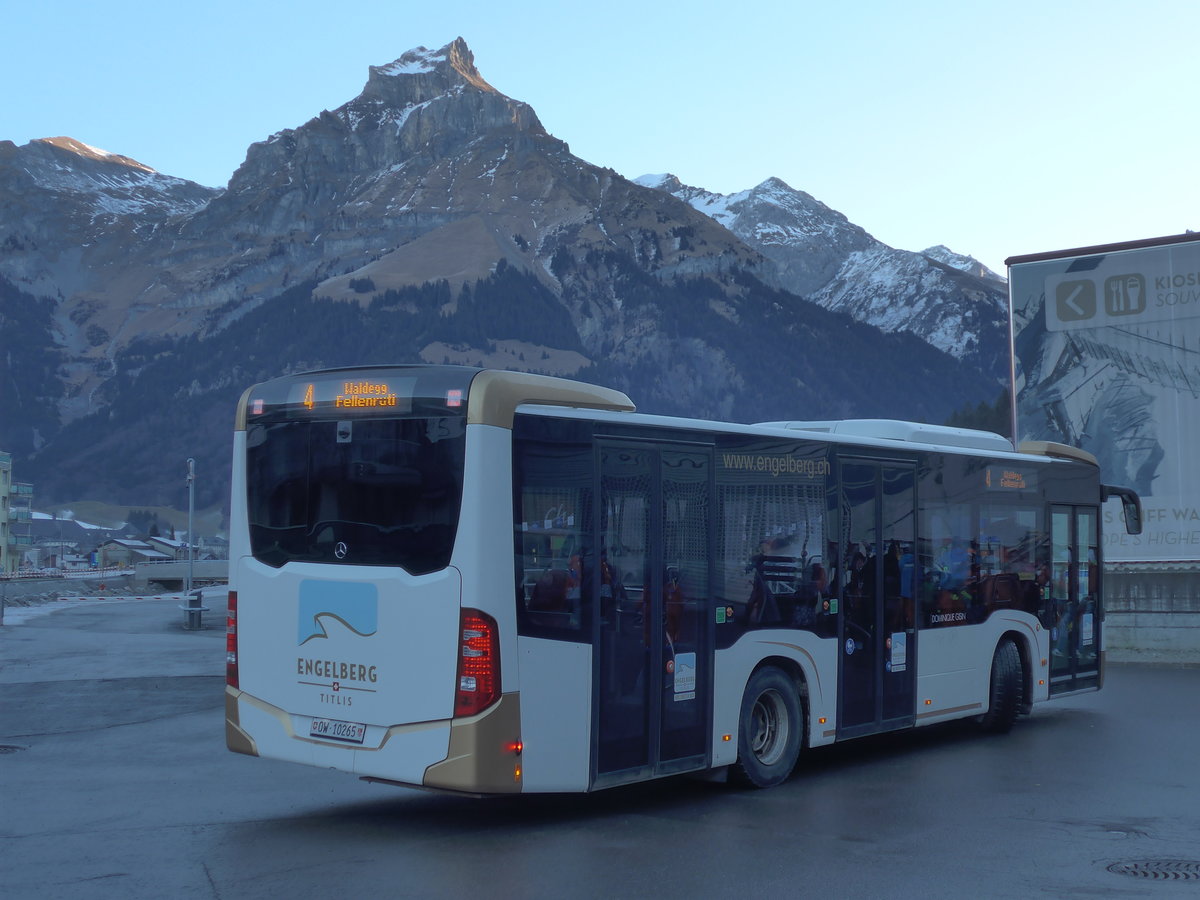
[34,164,214,217]
[377,45,445,76]
[923,244,1006,285]
[32,511,121,530]
[480,148,509,182]
[72,140,128,163]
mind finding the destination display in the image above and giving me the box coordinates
[245,367,477,421]
[290,377,416,414]
[984,466,1038,493]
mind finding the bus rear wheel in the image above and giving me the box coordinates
[732,667,802,788]
[979,638,1024,733]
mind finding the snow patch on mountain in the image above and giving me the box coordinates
[922,244,1006,286]
[810,245,1002,365]
[22,137,217,217]
[376,46,444,76]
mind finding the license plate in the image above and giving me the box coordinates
[308,716,367,744]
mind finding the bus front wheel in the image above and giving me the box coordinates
[979,638,1024,733]
[732,666,802,788]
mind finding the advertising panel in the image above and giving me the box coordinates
[1009,234,1200,563]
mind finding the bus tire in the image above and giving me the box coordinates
[731,666,802,788]
[979,638,1023,734]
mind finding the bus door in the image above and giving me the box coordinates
[838,460,917,737]
[1049,505,1100,693]
[594,441,713,785]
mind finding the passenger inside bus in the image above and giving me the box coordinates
[884,541,914,633]
[745,544,831,633]
[930,538,976,623]
[844,545,874,614]
[663,565,684,645]
[797,562,836,636]
[525,532,584,629]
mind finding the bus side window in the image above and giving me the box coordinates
[513,440,593,639]
[718,478,828,634]
[921,503,976,628]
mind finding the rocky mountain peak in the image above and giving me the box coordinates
[643,172,877,295]
[755,176,793,194]
[222,37,546,201]
[921,245,1005,284]
[35,136,157,174]
[365,37,496,99]
[346,36,545,140]
[634,173,684,193]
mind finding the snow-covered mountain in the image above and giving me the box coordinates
[13,136,215,217]
[635,174,876,297]
[639,174,1009,380]
[0,38,1006,508]
[0,136,218,289]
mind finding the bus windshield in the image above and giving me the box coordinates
[245,415,466,573]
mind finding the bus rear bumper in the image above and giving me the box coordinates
[225,684,454,785]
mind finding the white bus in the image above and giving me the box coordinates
[225,366,1142,793]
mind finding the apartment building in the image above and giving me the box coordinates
[0,451,34,574]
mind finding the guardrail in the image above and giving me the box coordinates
[0,567,134,582]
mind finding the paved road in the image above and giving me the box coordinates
[3,595,1199,899]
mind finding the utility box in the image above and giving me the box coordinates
[180,588,209,630]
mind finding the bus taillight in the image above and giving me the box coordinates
[226,591,239,688]
[455,609,499,717]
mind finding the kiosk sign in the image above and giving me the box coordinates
[1009,234,1200,563]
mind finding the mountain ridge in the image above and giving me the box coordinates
[0,38,1008,510]
[640,172,1008,377]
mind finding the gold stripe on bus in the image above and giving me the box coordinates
[233,385,255,431]
[225,686,258,757]
[466,370,633,429]
[422,692,523,794]
[916,702,984,720]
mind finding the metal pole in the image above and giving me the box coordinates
[186,457,195,594]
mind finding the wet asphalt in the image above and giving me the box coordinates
[2,594,1199,899]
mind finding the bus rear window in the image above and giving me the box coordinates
[246,416,466,573]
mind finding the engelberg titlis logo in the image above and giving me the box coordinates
[297,581,378,645]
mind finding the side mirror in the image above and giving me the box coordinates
[1123,496,1143,536]
[1102,485,1143,536]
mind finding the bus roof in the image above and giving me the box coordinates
[516,404,1097,466]
[234,365,1095,467]
[757,419,1013,453]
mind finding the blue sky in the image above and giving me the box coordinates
[4,0,1197,273]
